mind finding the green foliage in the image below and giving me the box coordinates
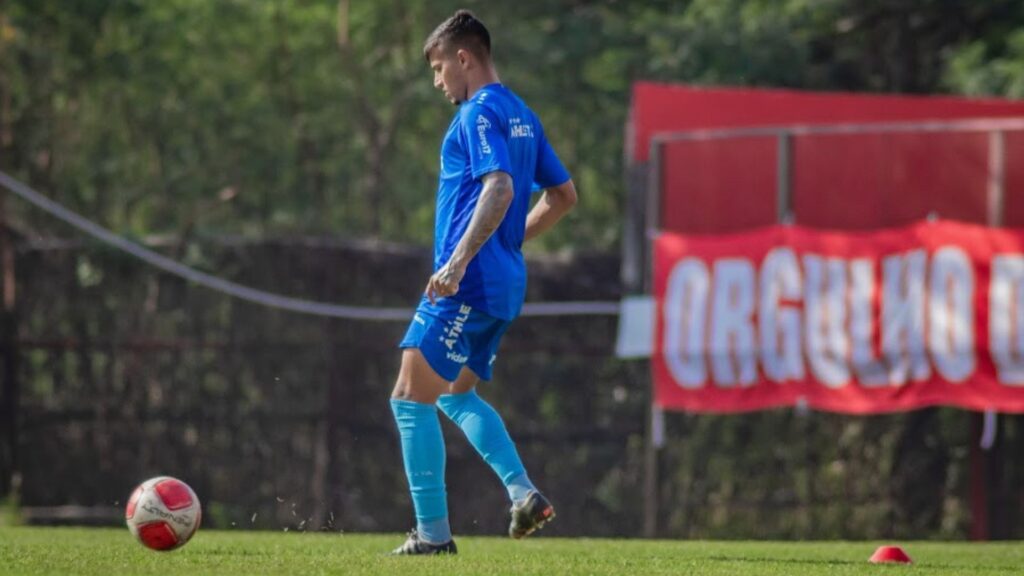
[0,497,19,527]
[0,473,18,526]
[4,1,1024,249]
[947,31,1024,98]
[942,2,1024,97]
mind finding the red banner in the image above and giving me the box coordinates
[653,220,1024,414]
[629,82,1024,163]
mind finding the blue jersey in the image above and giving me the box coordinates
[426,83,570,320]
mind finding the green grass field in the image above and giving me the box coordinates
[1,527,1021,575]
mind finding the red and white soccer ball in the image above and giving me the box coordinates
[125,476,202,551]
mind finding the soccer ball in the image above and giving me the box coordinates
[125,476,202,551]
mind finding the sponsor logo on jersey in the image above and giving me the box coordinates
[439,304,473,350]
[510,117,534,138]
[446,351,469,364]
[476,115,492,155]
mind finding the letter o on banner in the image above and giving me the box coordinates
[664,258,709,389]
[929,247,975,382]
[990,256,1024,385]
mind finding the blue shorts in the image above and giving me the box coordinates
[399,299,511,382]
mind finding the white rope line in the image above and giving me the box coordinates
[0,171,619,320]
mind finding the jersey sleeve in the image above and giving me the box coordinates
[534,123,571,189]
[461,103,513,181]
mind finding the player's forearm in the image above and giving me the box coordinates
[449,172,514,269]
[525,181,577,242]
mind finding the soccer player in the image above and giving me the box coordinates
[388,9,578,556]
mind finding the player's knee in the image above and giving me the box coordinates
[390,377,413,401]
[391,356,448,403]
[391,379,433,402]
[392,350,421,401]
[391,373,425,401]
[391,379,444,403]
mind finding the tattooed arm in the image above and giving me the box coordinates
[426,171,514,303]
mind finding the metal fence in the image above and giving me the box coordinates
[631,117,1024,540]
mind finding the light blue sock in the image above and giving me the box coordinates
[437,390,537,504]
[390,399,452,544]
[506,472,535,505]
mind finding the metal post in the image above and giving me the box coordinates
[643,139,663,293]
[987,130,1006,227]
[642,140,664,537]
[776,132,793,223]
[643,403,664,538]
[0,196,17,500]
[968,131,1008,539]
[969,413,990,540]
[622,163,649,294]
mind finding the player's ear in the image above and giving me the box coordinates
[456,48,472,70]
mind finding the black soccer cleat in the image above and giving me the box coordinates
[389,529,458,556]
[509,491,556,539]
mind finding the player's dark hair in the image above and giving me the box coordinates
[423,9,491,62]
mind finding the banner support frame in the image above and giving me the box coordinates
[642,138,665,538]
